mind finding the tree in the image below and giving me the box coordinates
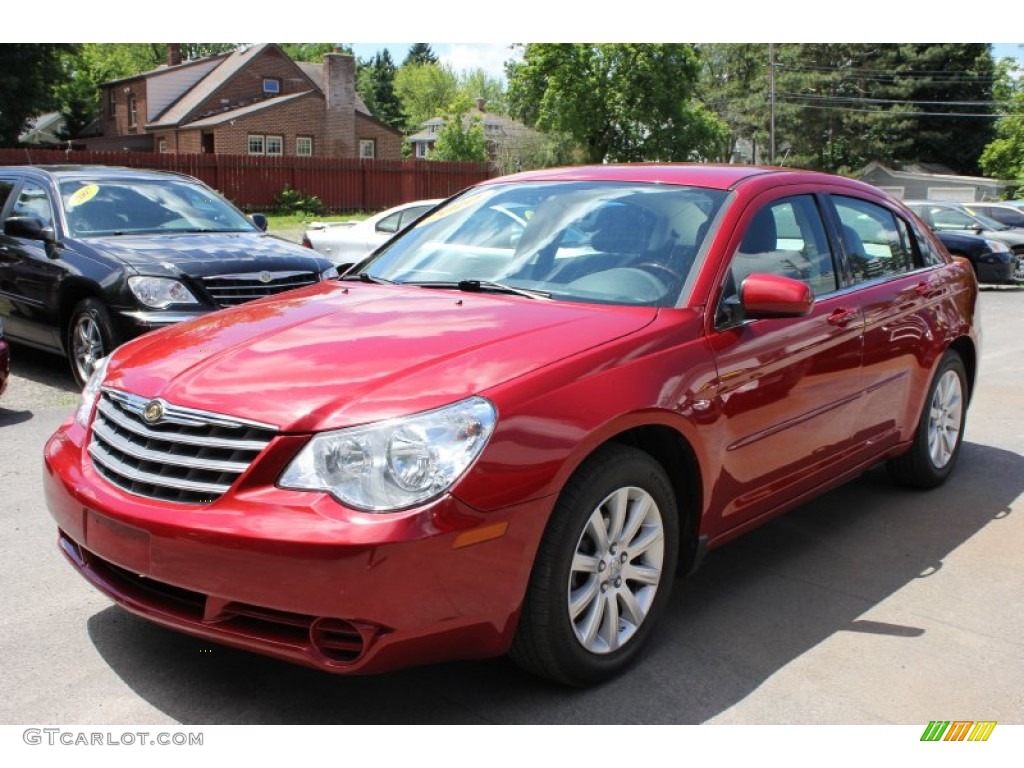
[280,43,345,62]
[506,43,729,164]
[357,50,406,130]
[395,62,459,131]
[768,44,995,174]
[403,44,438,67]
[430,99,490,163]
[0,44,77,146]
[698,43,770,162]
[458,68,507,114]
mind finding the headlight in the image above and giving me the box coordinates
[320,266,339,280]
[279,396,497,511]
[983,239,1011,253]
[74,354,111,427]
[128,276,199,308]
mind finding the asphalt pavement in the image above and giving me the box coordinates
[0,288,1021,726]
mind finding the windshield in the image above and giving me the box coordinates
[59,178,257,237]
[358,181,727,307]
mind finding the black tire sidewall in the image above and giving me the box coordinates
[67,298,118,388]
[522,445,680,686]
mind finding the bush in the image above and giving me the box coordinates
[273,186,325,217]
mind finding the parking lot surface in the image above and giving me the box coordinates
[0,288,1021,725]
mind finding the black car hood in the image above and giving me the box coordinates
[77,232,330,279]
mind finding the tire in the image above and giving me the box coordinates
[66,298,120,388]
[887,350,967,489]
[510,444,679,686]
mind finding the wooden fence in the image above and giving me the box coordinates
[0,148,495,212]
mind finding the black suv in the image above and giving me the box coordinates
[0,166,336,385]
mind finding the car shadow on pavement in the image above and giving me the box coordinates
[85,440,1021,725]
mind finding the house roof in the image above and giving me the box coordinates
[408,108,538,144]
[183,91,316,128]
[858,160,1001,186]
[148,44,304,128]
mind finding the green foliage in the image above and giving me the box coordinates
[980,87,1024,189]
[430,99,490,163]
[273,186,325,216]
[0,44,78,145]
[507,43,729,164]
[403,44,438,67]
[357,49,406,130]
[395,63,459,131]
[280,43,345,62]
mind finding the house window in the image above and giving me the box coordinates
[415,142,430,159]
[262,78,281,95]
[266,135,283,156]
[248,135,265,155]
[158,139,168,153]
[128,94,137,128]
[359,139,376,160]
[296,136,313,156]
[108,89,116,118]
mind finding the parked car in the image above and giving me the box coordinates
[961,201,1024,229]
[932,229,1018,284]
[0,318,9,400]
[302,199,442,266]
[45,165,980,686]
[905,201,1024,283]
[0,165,337,386]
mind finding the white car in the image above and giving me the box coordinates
[302,199,442,265]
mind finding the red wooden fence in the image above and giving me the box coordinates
[0,148,495,212]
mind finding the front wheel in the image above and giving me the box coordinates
[510,444,679,686]
[887,350,968,489]
[67,298,120,388]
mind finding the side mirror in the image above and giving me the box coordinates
[4,216,54,242]
[250,213,268,232]
[741,273,814,318]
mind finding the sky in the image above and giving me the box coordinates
[349,43,519,81]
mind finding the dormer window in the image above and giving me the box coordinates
[262,78,281,96]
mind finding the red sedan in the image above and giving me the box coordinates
[44,165,979,686]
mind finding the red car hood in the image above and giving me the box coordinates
[107,281,657,432]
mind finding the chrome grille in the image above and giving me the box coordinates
[87,390,277,505]
[202,270,318,307]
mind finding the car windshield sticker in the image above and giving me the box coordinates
[67,184,99,209]
[421,189,497,224]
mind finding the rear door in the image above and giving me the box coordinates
[827,195,955,448]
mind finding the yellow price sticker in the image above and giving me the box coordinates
[67,184,99,208]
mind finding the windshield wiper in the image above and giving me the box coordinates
[407,279,549,300]
[340,272,395,285]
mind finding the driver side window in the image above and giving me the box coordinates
[727,195,837,295]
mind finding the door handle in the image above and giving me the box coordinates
[914,281,941,299]
[827,308,858,327]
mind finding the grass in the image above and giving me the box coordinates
[264,211,367,229]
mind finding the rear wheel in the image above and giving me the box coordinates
[510,444,679,686]
[887,350,967,489]
[67,298,120,388]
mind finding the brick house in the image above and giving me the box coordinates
[82,44,402,160]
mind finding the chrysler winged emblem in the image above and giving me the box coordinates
[143,399,165,424]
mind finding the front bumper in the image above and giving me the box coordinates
[44,418,553,674]
[977,254,1018,285]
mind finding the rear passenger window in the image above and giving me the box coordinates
[833,196,917,282]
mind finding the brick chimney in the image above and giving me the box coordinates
[323,51,356,158]
[167,44,182,67]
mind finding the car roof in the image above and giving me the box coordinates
[479,163,872,193]
[0,165,194,183]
